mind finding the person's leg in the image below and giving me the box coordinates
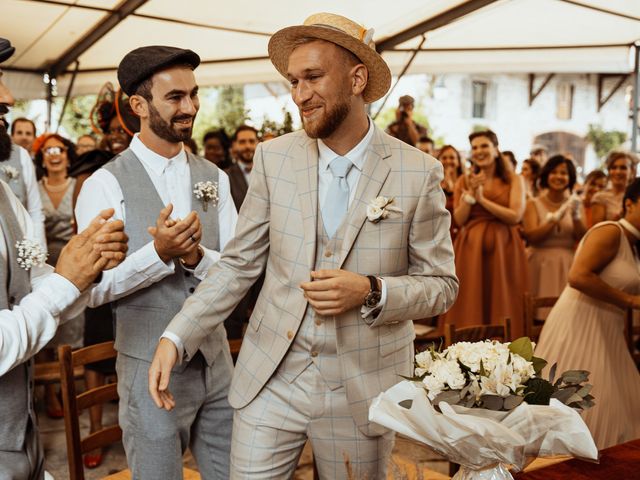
[117,354,205,480]
[230,371,309,479]
[308,383,394,479]
[189,347,234,480]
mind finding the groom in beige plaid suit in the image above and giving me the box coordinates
[149,12,458,479]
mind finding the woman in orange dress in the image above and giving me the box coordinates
[443,130,527,338]
[582,170,607,228]
[590,151,637,226]
[535,178,640,449]
[437,145,464,241]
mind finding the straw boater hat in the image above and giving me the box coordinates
[268,13,391,104]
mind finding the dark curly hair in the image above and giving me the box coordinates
[538,155,577,192]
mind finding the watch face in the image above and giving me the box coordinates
[365,291,382,308]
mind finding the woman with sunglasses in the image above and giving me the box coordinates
[34,133,84,418]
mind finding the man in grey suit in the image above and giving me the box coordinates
[75,46,236,479]
[149,13,458,479]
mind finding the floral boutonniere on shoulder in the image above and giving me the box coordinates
[1,166,20,181]
[366,196,402,223]
[15,239,47,271]
[193,181,219,212]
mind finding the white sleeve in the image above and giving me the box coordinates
[75,170,175,307]
[19,148,46,249]
[193,169,237,280]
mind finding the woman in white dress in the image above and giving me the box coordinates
[535,178,640,449]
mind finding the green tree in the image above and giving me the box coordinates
[216,85,249,136]
[586,124,627,161]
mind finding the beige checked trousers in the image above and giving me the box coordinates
[230,362,394,479]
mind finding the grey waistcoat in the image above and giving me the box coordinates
[0,185,33,451]
[103,149,226,366]
[0,145,28,207]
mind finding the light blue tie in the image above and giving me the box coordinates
[322,156,353,238]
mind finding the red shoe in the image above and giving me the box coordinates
[83,451,103,469]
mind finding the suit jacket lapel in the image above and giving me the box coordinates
[294,136,319,269]
[338,128,391,268]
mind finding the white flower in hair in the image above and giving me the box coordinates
[15,239,47,271]
[366,196,402,223]
[193,181,219,212]
[1,166,20,181]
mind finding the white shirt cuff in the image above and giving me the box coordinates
[133,241,176,275]
[361,277,387,321]
[193,246,220,280]
[33,273,81,317]
[160,331,185,363]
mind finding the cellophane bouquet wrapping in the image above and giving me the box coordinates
[368,338,599,480]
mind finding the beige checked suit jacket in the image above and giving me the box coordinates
[167,125,458,436]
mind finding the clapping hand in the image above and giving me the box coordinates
[55,208,128,290]
[148,204,202,264]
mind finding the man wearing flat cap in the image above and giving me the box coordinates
[75,45,237,478]
[0,38,130,480]
[150,13,457,479]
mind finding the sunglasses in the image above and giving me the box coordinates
[43,146,67,156]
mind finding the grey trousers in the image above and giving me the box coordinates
[0,418,44,480]
[117,348,233,480]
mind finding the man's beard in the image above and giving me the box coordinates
[300,96,350,139]
[148,101,195,143]
[0,123,13,162]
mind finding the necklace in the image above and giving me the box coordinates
[43,177,70,193]
[619,218,640,241]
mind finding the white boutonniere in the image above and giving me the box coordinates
[366,196,402,223]
[1,166,20,181]
[15,239,47,271]
[193,181,219,212]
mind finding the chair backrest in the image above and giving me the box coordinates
[58,341,120,480]
[523,293,558,341]
[445,318,512,347]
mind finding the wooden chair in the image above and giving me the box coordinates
[445,317,512,347]
[523,293,558,342]
[625,307,640,368]
[58,341,201,480]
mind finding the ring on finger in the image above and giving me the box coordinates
[190,235,197,243]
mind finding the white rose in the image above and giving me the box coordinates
[423,375,445,399]
[366,205,384,222]
[415,350,433,371]
[372,196,389,208]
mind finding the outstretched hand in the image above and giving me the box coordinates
[148,338,179,411]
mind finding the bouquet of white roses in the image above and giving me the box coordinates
[369,337,598,480]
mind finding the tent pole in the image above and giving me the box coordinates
[632,44,639,153]
[46,73,54,132]
[372,35,426,120]
[56,61,80,133]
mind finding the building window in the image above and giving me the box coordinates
[556,83,574,120]
[472,81,487,118]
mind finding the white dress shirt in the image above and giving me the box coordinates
[317,118,387,316]
[0,181,83,376]
[75,135,238,306]
[16,146,46,249]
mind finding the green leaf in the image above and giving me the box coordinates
[480,395,504,410]
[398,399,413,409]
[504,395,524,410]
[559,370,590,385]
[524,377,555,405]
[432,390,462,405]
[549,363,558,384]
[479,359,488,377]
[576,384,593,398]
[509,337,534,361]
[531,356,548,375]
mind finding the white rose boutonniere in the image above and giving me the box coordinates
[15,239,47,271]
[193,181,219,212]
[366,196,402,223]
[2,166,20,181]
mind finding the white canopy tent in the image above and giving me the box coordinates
[1,0,639,145]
